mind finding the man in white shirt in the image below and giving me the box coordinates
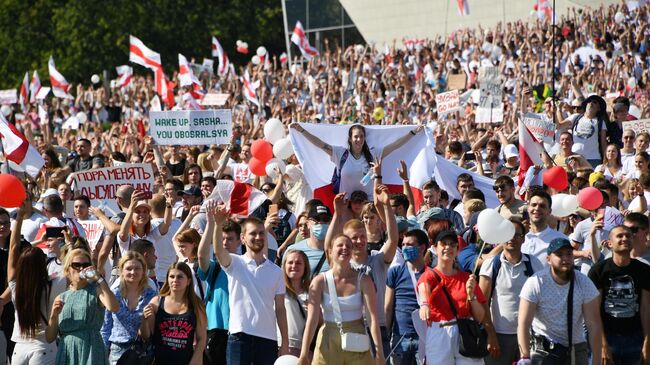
[521,190,569,265]
[213,213,289,364]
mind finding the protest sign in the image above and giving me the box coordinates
[603,207,624,231]
[623,119,650,134]
[521,113,555,145]
[447,74,466,90]
[202,58,214,74]
[72,163,154,214]
[79,220,103,250]
[149,110,232,145]
[476,66,503,123]
[201,93,230,106]
[435,90,460,115]
[0,89,17,104]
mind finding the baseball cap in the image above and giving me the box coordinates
[547,237,572,255]
[435,229,458,244]
[308,204,332,221]
[417,207,447,228]
[182,186,202,197]
[134,200,152,211]
[504,144,519,159]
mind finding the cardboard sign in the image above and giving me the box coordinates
[522,113,555,145]
[202,58,214,73]
[0,89,17,104]
[475,104,504,123]
[149,109,232,145]
[475,66,503,123]
[623,119,650,134]
[603,207,624,232]
[79,220,103,251]
[200,93,230,106]
[447,74,467,90]
[435,90,460,115]
[72,163,154,214]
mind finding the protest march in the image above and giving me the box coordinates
[0,1,650,365]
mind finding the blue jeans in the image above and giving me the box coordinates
[226,332,278,365]
[392,335,420,365]
[606,332,644,365]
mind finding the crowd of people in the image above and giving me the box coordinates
[0,1,649,365]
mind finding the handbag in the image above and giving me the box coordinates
[116,337,153,365]
[325,270,371,353]
[432,270,488,359]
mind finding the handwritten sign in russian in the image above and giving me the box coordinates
[79,220,103,250]
[435,90,460,115]
[623,119,650,135]
[73,163,154,214]
[476,66,503,123]
[522,113,555,145]
[0,89,17,104]
[149,110,232,145]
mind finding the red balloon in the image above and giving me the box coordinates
[0,174,26,208]
[251,140,273,162]
[533,3,538,10]
[577,187,604,211]
[543,166,568,191]
[248,157,267,177]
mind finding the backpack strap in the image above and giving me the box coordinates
[522,254,534,277]
[489,253,502,305]
[311,252,327,277]
[431,269,458,318]
[567,272,575,359]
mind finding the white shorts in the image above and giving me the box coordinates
[11,341,57,365]
[424,321,483,365]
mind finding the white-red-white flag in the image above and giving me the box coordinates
[241,70,260,107]
[129,35,162,71]
[29,71,41,103]
[279,52,288,65]
[537,0,553,22]
[154,67,175,108]
[0,114,44,177]
[181,92,203,111]
[204,180,267,218]
[178,54,201,88]
[19,72,29,112]
[115,65,133,88]
[457,0,470,16]
[211,37,230,76]
[291,21,319,60]
[48,56,72,99]
[518,120,545,190]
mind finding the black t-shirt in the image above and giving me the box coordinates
[588,258,650,335]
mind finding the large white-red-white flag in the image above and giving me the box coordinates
[0,114,44,177]
[154,67,175,107]
[129,35,162,71]
[241,70,260,107]
[204,180,267,217]
[19,72,29,112]
[211,37,230,76]
[178,54,201,88]
[48,56,72,99]
[457,0,470,16]
[116,65,133,88]
[518,120,545,190]
[29,71,41,103]
[291,21,319,60]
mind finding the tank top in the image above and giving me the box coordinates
[152,297,196,365]
[321,272,364,322]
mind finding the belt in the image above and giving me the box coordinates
[439,320,457,328]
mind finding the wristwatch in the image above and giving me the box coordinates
[96,277,105,285]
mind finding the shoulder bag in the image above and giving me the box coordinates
[325,270,370,352]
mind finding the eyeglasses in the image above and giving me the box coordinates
[492,185,509,192]
[70,262,92,271]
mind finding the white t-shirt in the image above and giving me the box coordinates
[229,162,252,183]
[571,115,605,160]
[628,191,650,212]
[520,268,599,347]
[151,218,183,281]
[19,212,47,242]
[569,218,609,273]
[331,145,382,200]
[522,227,569,265]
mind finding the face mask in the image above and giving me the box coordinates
[402,246,420,262]
[310,224,329,240]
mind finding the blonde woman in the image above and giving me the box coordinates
[100,252,157,364]
[298,235,384,365]
[46,249,119,365]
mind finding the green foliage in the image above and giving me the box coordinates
[0,0,284,89]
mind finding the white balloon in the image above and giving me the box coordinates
[477,209,515,244]
[257,46,267,57]
[265,158,287,179]
[91,74,100,84]
[615,12,625,24]
[242,42,249,48]
[273,138,294,160]
[264,118,286,144]
[252,55,261,65]
[76,111,88,124]
[552,194,578,217]
[274,355,298,365]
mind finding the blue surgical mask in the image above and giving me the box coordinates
[402,246,420,261]
[310,223,329,240]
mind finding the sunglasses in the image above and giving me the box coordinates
[492,185,509,192]
[70,262,92,271]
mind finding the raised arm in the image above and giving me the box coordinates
[289,123,333,155]
[8,199,29,282]
[198,201,216,273]
[212,204,232,269]
[397,160,416,217]
[117,191,141,243]
[382,125,424,158]
[157,195,175,236]
[376,185,399,264]
[324,193,347,253]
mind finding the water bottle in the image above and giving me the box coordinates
[360,169,375,186]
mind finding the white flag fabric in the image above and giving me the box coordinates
[0,114,44,177]
[19,72,29,112]
[129,35,162,71]
[518,120,545,190]
[203,180,267,218]
[291,21,319,60]
[241,70,260,107]
[211,37,230,76]
[116,65,133,88]
[48,56,72,99]
[178,54,201,88]
[29,71,41,103]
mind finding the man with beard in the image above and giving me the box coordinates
[588,226,650,364]
[517,238,603,365]
[213,214,289,364]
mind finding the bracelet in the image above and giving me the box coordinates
[375,175,383,179]
[419,303,429,307]
[410,130,416,135]
[96,277,105,285]
[166,204,173,209]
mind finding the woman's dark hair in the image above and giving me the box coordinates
[15,247,50,338]
[43,148,62,169]
[348,125,373,165]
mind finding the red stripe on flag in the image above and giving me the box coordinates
[129,45,162,69]
[313,184,423,216]
[230,181,252,216]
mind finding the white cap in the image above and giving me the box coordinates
[504,144,519,159]
[41,188,59,200]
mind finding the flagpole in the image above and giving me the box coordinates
[444,0,451,36]
[281,0,293,68]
